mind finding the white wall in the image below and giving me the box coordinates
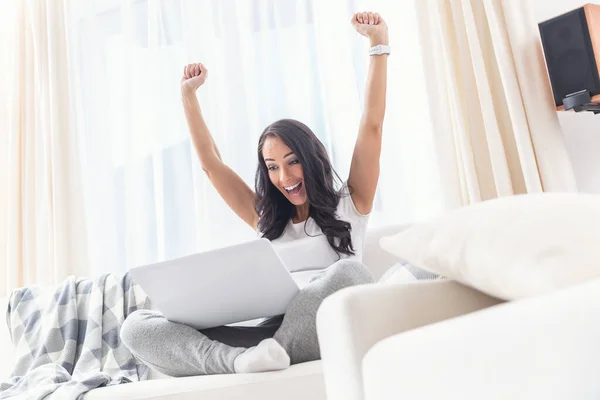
[533,0,600,193]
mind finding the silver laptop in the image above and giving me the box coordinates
[129,238,300,330]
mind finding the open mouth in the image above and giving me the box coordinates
[284,182,303,196]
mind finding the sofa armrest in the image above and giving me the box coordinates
[362,278,600,400]
[316,280,503,400]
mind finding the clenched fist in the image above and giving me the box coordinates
[181,63,208,94]
[351,12,388,46]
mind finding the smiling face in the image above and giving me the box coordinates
[262,136,308,206]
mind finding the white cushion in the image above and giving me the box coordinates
[380,193,600,300]
[84,361,324,400]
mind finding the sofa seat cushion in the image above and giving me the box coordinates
[83,361,324,400]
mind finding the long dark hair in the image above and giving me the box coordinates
[254,119,354,256]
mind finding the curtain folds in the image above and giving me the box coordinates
[415,0,577,211]
[1,0,88,297]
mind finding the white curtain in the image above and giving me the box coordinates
[0,0,89,297]
[415,0,578,210]
[0,0,15,298]
[65,0,442,277]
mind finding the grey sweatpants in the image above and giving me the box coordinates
[120,259,373,377]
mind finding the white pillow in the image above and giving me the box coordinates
[379,193,600,300]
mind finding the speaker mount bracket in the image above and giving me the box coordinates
[563,90,600,114]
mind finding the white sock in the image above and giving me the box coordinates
[234,338,290,374]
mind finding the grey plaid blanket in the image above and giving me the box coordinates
[0,273,151,399]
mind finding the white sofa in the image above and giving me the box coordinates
[362,279,600,399]
[0,224,406,400]
[318,268,600,399]
[6,223,596,399]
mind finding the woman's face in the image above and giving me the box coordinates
[262,136,307,206]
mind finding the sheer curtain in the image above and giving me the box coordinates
[67,0,441,276]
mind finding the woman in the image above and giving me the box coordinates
[121,11,389,376]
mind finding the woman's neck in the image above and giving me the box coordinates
[292,203,310,224]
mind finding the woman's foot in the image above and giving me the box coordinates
[233,338,290,373]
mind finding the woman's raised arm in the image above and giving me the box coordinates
[181,63,259,229]
[347,12,389,215]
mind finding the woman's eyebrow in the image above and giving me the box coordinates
[265,152,294,162]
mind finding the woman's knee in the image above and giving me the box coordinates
[120,309,157,352]
[327,259,374,285]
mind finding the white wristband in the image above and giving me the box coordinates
[369,44,391,56]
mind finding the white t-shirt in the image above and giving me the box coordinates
[258,184,370,287]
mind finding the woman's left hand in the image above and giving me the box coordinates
[351,11,388,45]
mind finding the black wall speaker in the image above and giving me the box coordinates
[539,4,600,109]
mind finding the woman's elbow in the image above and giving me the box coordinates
[361,122,383,136]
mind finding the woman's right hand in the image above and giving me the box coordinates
[181,63,208,94]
